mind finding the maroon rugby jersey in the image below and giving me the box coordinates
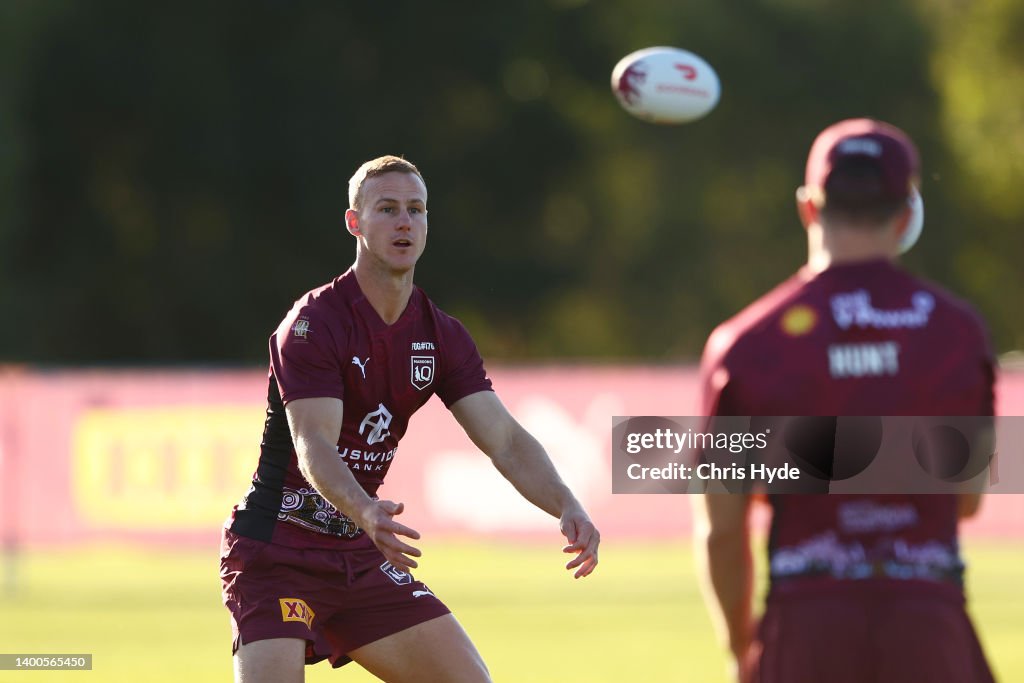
[700,258,995,597]
[229,270,493,548]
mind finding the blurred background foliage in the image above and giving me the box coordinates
[1,0,1021,364]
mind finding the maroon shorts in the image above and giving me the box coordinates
[219,528,451,668]
[749,586,995,683]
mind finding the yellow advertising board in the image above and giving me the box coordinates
[72,406,264,528]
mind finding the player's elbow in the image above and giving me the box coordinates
[294,439,326,486]
[296,450,316,485]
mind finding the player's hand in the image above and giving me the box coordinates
[358,499,422,572]
[559,505,600,578]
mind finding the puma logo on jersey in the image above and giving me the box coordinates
[412,589,435,598]
[352,356,369,379]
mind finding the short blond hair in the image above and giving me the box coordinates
[348,156,425,211]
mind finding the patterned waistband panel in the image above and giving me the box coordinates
[277,486,363,539]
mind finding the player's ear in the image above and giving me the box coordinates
[893,202,912,237]
[889,197,915,255]
[344,208,361,236]
[795,186,818,230]
[898,187,924,254]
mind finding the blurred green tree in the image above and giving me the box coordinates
[0,0,1019,363]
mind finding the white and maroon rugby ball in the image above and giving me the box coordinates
[611,46,720,124]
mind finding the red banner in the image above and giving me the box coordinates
[1,365,1021,547]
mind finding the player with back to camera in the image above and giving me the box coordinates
[692,119,996,683]
[219,155,600,683]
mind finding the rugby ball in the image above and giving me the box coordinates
[611,46,720,124]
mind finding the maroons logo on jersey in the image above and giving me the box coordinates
[411,356,435,390]
[379,561,413,585]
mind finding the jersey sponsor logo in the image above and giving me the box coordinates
[380,561,413,585]
[351,355,369,379]
[780,304,818,337]
[411,341,436,351]
[291,318,310,339]
[359,403,393,445]
[771,531,962,583]
[411,356,435,390]
[412,589,435,598]
[828,342,900,378]
[830,290,935,330]
[838,500,919,534]
[279,598,315,628]
[338,446,398,472]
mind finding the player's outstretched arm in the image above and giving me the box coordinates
[286,397,423,571]
[450,391,600,578]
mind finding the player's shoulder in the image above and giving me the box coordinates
[273,271,358,343]
[905,271,988,330]
[866,265,991,353]
[704,270,810,365]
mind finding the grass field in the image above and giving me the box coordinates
[0,538,1021,682]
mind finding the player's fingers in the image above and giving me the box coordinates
[572,552,598,579]
[372,535,420,571]
[565,531,599,577]
[565,555,595,577]
[377,535,422,571]
[385,549,419,572]
[378,499,404,516]
[564,544,596,568]
[384,534,423,559]
[564,523,598,552]
[383,519,422,541]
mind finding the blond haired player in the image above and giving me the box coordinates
[221,156,599,682]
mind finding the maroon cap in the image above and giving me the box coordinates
[804,118,920,200]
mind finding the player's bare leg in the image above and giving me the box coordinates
[348,614,492,683]
[234,637,305,683]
